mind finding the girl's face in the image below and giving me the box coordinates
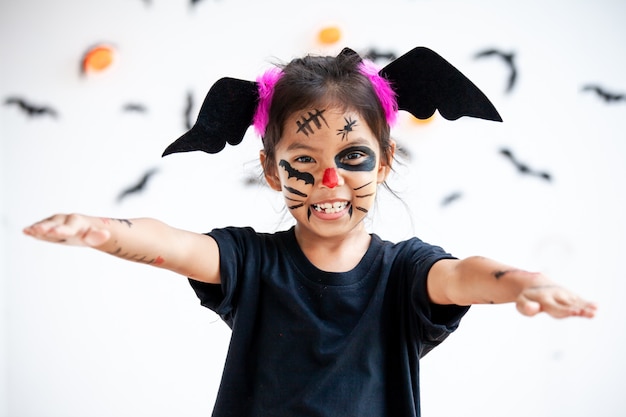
[261,106,394,241]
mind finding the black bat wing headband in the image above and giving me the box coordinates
[163,78,258,155]
[381,46,502,121]
[162,46,502,157]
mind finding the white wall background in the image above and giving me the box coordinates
[2,0,625,416]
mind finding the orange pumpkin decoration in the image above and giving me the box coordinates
[81,44,115,75]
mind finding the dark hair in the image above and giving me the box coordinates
[261,51,393,176]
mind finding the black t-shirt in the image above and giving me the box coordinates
[189,226,469,417]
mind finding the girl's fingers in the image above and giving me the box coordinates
[23,214,108,247]
[516,296,541,317]
[574,301,598,318]
[23,220,62,240]
[82,228,111,247]
[517,288,597,319]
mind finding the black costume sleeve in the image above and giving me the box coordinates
[188,227,259,327]
[405,240,470,357]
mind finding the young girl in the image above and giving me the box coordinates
[23,47,596,417]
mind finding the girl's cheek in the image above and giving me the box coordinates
[345,170,372,184]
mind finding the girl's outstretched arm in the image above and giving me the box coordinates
[427,256,597,318]
[23,213,220,284]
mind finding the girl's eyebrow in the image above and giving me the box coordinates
[339,137,375,149]
[285,142,317,152]
[285,137,374,152]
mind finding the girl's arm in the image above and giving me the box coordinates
[23,213,220,284]
[427,256,597,318]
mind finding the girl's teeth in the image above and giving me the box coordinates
[313,201,347,214]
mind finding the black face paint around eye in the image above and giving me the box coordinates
[336,117,357,141]
[335,146,377,172]
[279,160,315,185]
[295,109,328,137]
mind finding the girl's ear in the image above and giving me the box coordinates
[259,150,282,191]
[377,140,396,184]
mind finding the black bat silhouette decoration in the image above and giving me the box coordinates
[499,148,551,182]
[441,191,463,207]
[394,141,412,162]
[362,48,398,64]
[474,48,517,93]
[4,97,58,118]
[184,91,194,130]
[581,85,625,103]
[117,168,159,203]
[122,103,148,113]
[243,173,266,187]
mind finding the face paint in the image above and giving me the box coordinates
[354,181,374,214]
[354,181,373,191]
[335,146,377,172]
[336,116,357,141]
[280,160,313,210]
[279,160,315,185]
[295,109,328,137]
[283,185,307,211]
[273,108,387,236]
[288,201,304,210]
[283,185,307,198]
[322,168,339,188]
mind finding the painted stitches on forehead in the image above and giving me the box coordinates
[337,116,357,141]
[295,109,328,137]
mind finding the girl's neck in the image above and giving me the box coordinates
[294,224,371,273]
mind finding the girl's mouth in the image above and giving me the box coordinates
[311,201,349,214]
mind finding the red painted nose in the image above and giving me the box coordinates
[322,168,339,188]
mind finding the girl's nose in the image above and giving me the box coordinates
[322,168,343,188]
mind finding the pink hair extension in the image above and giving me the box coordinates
[253,67,283,137]
[358,59,398,126]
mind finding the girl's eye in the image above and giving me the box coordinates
[335,146,377,171]
[341,152,366,164]
[295,156,315,163]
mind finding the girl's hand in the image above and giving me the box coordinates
[23,214,111,247]
[515,284,597,319]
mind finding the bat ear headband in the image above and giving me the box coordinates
[162,46,502,156]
